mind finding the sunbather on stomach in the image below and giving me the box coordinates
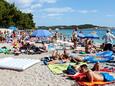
[43,53,70,65]
[79,64,115,82]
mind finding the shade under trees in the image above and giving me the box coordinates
[0,0,35,29]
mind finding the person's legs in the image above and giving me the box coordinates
[87,71,104,82]
[104,43,112,51]
[108,43,112,51]
[104,44,108,51]
[92,62,100,71]
[112,45,115,53]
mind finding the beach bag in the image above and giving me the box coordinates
[66,65,77,75]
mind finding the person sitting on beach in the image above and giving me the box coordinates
[50,50,60,60]
[85,40,96,54]
[79,64,115,82]
[39,42,48,52]
[43,49,70,65]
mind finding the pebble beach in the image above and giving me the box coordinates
[0,52,77,86]
[0,41,115,86]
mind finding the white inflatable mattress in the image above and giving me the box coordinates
[0,57,40,71]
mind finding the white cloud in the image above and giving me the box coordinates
[77,10,98,14]
[39,0,57,3]
[31,3,42,9]
[47,13,63,16]
[40,7,75,16]
[42,7,75,13]
[6,0,57,12]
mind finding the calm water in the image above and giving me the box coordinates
[58,29,115,44]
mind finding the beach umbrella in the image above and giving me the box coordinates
[84,33,99,39]
[8,26,17,31]
[77,33,85,38]
[31,30,52,37]
[55,28,59,31]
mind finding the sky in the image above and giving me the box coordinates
[6,0,115,27]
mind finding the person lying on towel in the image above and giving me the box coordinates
[43,53,70,65]
[65,62,100,75]
[79,64,115,82]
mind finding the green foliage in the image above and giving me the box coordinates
[0,0,35,29]
[38,24,98,30]
[78,24,98,29]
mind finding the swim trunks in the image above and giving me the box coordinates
[100,72,115,82]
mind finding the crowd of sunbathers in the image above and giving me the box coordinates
[42,48,115,83]
[43,47,114,65]
[0,40,48,55]
[41,45,115,83]
[12,39,48,55]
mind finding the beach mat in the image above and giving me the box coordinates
[48,62,86,74]
[0,57,40,71]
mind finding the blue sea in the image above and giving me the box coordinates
[58,29,115,44]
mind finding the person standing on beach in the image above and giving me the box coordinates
[72,26,78,49]
[102,29,115,51]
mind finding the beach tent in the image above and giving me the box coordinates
[8,26,17,31]
[31,30,52,37]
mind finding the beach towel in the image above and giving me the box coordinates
[78,81,114,86]
[0,48,10,54]
[48,63,75,74]
[72,73,115,86]
[0,57,40,71]
[48,62,86,74]
[83,55,113,63]
[96,51,113,57]
[100,67,115,72]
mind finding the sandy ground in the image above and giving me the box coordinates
[0,52,76,86]
[0,43,115,86]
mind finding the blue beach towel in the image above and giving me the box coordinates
[96,51,113,57]
[83,51,113,63]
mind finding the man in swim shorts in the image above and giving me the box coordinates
[80,64,115,82]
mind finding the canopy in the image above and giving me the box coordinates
[77,33,85,38]
[84,33,99,39]
[8,26,17,31]
[31,30,52,37]
[77,32,99,39]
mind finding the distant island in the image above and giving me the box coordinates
[38,24,109,30]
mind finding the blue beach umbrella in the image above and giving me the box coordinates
[77,33,85,38]
[31,30,52,37]
[84,33,99,39]
[8,26,17,31]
